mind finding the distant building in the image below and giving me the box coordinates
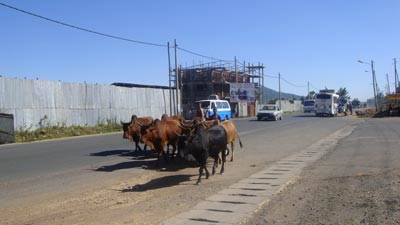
[366,98,375,108]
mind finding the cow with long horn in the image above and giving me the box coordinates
[121,115,153,151]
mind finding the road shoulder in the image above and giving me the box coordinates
[246,118,400,225]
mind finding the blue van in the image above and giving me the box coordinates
[197,99,232,121]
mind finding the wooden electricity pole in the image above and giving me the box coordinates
[394,58,399,92]
[167,42,173,116]
[278,73,282,109]
[174,39,179,115]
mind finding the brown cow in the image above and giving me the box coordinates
[121,115,153,151]
[161,114,185,123]
[220,120,243,161]
[141,119,188,161]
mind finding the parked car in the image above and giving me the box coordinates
[257,104,283,121]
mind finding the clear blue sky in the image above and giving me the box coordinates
[1,0,399,101]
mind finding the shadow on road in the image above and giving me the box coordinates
[90,149,132,156]
[249,119,278,122]
[94,151,195,172]
[90,148,155,157]
[95,159,158,172]
[120,174,194,192]
[293,114,316,118]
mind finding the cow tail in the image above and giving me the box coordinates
[237,132,243,149]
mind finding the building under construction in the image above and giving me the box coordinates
[178,62,264,118]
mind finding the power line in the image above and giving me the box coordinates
[0,1,323,92]
[177,46,232,62]
[0,2,166,47]
[264,74,279,79]
[0,2,253,69]
[281,77,307,88]
[309,82,319,91]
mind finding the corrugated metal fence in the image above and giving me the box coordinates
[0,77,174,130]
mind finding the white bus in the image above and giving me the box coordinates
[315,92,339,117]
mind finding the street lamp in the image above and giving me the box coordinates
[357,60,378,111]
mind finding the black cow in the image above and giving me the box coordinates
[183,124,228,184]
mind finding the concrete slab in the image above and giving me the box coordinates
[229,182,271,190]
[174,209,247,224]
[206,193,266,205]
[161,216,226,225]
[218,187,274,197]
[238,178,272,185]
[193,200,257,214]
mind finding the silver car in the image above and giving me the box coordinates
[257,105,283,121]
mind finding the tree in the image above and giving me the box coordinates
[337,87,350,100]
[307,90,316,99]
[376,91,385,104]
[351,98,361,108]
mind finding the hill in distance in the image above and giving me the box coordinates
[262,86,304,102]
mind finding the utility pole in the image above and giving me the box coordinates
[371,60,378,111]
[261,64,265,104]
[278,73,282,110]
[234,56,237,82]
[258,62,262,104]
[386,73,391,94]
[394,58,399,92]
[174,39,179,115]
[167,42,173,116]
[307,81,310,99]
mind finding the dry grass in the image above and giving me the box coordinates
[15,121,122,143]
[355,108,376,118]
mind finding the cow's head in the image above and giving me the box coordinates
[131,114,138,123]
[128,123,141,137]
[121,121,131,139]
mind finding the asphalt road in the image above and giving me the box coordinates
[247,117,400,225]
[0,113,356,225]
[0,114,336,183]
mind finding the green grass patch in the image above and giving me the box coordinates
[15,121,122,143]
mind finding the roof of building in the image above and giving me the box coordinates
[111,82,173,90]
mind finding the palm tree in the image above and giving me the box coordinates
[337,87,350,100]
[307,90,316,99]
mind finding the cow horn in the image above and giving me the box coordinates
[135,120,144,127]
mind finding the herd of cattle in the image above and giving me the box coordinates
[121,114,243,184]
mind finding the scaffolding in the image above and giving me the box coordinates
[175,59,264,118]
